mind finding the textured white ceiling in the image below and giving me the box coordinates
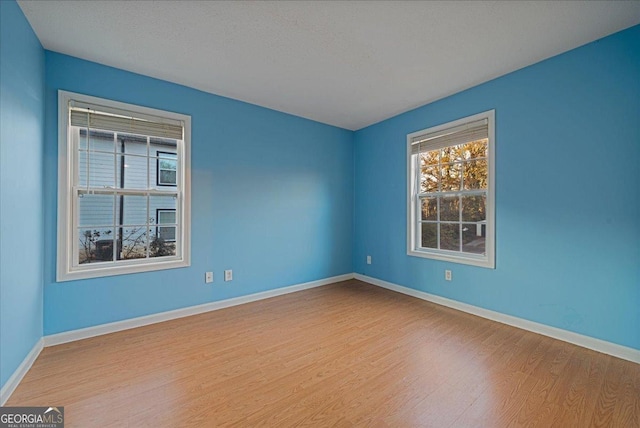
[17,1,640,130]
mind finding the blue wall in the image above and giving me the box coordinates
[354,25,640,350]
[43,53,354,335]
[0,1,45,387]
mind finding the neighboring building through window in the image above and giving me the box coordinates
[407,110,495,268]
[57,90,191,281]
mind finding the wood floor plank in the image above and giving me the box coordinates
[513,339,575,427]
[610,357,640,428]
[541,349,609,427]
[6,280,640,427]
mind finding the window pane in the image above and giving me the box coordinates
[153,208,177,257]
[420,166,439,193]
[158,226,176,241]
[152,138,178,151]
[78,227,114,264]
[114,135,124,153]
[440,163,461,191]
[441,146,463,163]
[461,140,488,160]
[421,223,437,249]
[462,223,486,254]
[420,151,438,167]
[440,196,459,221]
[158,210,176,224]
[461,195,486,222]
[440,223,460,251]
[121,134,148,153]
[116,195,148,226]
[90,133,114,153]
[463,159,488,190]
[78,151,116,188]
[159,170,177,185]
[158,158,177,171]
[79,129,114,152]
[117,155,148,189]
[421,198,437,221]
[79,130,87,151]
[116,226,148,261]
[150,195,177,218]
[77,151,87,186]
[151,229,177,257]
[78,194,114,227]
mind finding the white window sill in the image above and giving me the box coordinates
[408,248,494,269]
[57,258,190,282]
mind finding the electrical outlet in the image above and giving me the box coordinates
[224,270,233,282]
[366,255,372,265]
[205,272,213,283]
[445,270,452,281]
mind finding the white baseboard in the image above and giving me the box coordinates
[354,273,640,364]
[0,338,44,406]
[44,273,354,347]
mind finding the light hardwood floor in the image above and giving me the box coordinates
[7,280,640,427]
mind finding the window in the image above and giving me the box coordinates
[407,110,495,268]
[57,90,191,281]
[156,209,176,242]
[157,151,177,186]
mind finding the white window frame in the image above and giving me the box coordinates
[57,90,191,281]
[407,110,495,268]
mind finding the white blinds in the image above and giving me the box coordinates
[70,101,183,140]
[411,118,488,155]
